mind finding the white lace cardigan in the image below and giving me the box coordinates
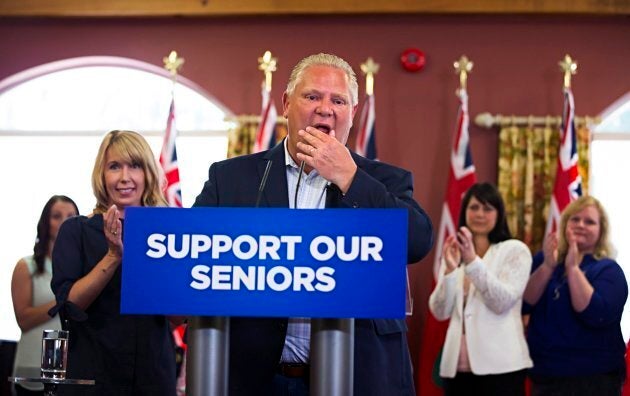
[428,239,534,378]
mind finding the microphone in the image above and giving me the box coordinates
[293,161,306,209]
[255,160,273,208]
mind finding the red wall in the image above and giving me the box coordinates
[1,14,628,382]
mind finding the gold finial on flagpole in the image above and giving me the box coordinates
[258,51,277,93]
[163,50,185,81]
[360,57,380,96]
[454,55,473,91]
[558,54,577,89]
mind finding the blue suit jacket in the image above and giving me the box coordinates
[193,141,433,395]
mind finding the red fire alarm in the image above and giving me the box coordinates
[400,48,426,72]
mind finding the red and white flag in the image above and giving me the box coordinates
[545,87,582,234]
[433,88,477,280]
[417,88,476,396]
[253,85,278,153]
[161,98,186,392]
[160,98,183,207]
[355,93,378,160]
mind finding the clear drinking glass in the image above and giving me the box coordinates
[41,329,68,379]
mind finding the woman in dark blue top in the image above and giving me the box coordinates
[523,196,627,396]
[51,130,176,395]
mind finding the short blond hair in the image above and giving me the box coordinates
[286,53,359,106]
[92,130,167,213]
[558,195,612,262]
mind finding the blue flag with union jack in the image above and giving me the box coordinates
[546,87,582,234]
[253,85,277,153]
[355,93,377,160]
[160,98,183,207]
[418,88,477,396]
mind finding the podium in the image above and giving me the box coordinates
[187,317,354,396]
[121,207,408,396]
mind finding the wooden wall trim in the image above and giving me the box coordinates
[1,0,629,17]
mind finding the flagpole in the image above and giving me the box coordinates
[559,53,577,89]
[253,51,278,153]
[360,57,379,96]
[453,55,473,94]
[161,50,185,208]
[432,54,474,282]
[418,55,477,396]
[356,57,379,158]
[258,50,277,93]
[164,50,184,97]
[545,53,581,236]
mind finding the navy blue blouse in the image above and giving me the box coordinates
[525,251,628,377]
[51,214,176,396]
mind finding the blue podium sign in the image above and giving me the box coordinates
[121,207,408,318]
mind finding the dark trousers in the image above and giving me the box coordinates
[272,374,309,396]
[442,369,527,396]
[530,372,623,396]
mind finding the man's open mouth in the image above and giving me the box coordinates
[314,124,331,134]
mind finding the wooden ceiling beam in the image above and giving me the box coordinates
[0,0,628,17]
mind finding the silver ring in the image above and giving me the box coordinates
[111,229,117,235]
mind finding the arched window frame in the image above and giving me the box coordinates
[0,56,232,341]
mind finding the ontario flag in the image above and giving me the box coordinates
[356,93,377,160]
[545,87,582,235]
[417,88,476,396]
[160,98,183,207]
[253,85,278,153]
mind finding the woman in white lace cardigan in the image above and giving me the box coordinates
[428,183,533,396]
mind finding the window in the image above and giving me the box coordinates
[590,92,630,341]
[0,57,233,341]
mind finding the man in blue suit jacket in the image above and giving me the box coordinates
[194,53,433,396]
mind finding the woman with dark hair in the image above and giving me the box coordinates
[11,195,78,395]
[524,196,627,395]
[429,182,532,395]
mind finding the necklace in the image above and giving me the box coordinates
[552,265,588,301]
[553,281,564,300]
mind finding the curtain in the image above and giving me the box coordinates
[497,123,591,252]
[227,118,287,159]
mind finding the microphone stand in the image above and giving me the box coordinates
[256,160,274,208]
